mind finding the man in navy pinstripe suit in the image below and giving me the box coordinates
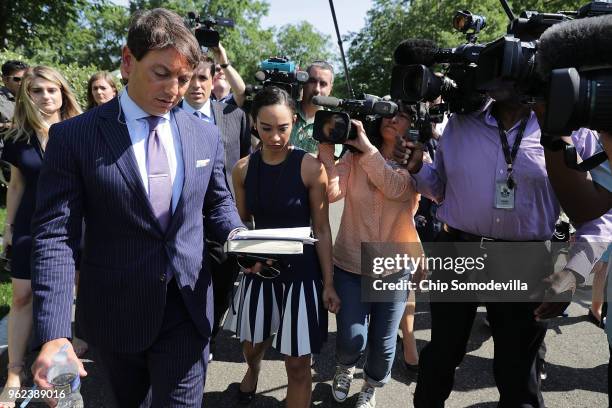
[29,9,244,407]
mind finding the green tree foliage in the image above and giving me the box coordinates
[128,0,277,85]
[0,49,122,109]
[0,1,86,51]
[127,1,334,86]
[1,0,128,71]
[346,0,585,96]
[274,22,333,69]
[1,0,334,96]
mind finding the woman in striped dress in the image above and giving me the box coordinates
[228,86,340,407]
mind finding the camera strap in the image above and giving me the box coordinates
[495,117,528,189]
[564,147,608,172]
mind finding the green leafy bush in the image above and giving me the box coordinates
[1,49,122,109]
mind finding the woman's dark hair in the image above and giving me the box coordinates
[251,86,296,120]
[371,101,416,149]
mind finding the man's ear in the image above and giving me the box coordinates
[120,46,134,81]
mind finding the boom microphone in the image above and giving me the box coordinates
[312,96,398,117]
[536,14,612,78]
[393,39,440,66]
[311,96,341,108]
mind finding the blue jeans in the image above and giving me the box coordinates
[334,266,407,387]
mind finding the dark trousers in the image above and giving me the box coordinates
[209,253,240,341]
[414,229,549,408]
[97,280,209,408]
[414,301,547,408]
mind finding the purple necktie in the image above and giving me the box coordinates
[145,116,172,231]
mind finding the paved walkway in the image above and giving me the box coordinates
[0,293,608,407]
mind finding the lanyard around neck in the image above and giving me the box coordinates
[495,116,528,189]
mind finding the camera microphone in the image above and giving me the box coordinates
[536,14,612,78]
[311,96,341,108]
[393,39,440,66]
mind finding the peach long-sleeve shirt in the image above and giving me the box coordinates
[318,144,421,276]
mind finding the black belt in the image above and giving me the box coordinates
[442,224,542,244]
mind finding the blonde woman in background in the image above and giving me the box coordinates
[0,66,81,408]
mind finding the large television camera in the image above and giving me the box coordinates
[477,1,612,92]
[389,10,488,114]
[249,57,309,101]
[391,0,612,137]
[536,11,612,136]
[241,57,309,114]
[311,95,398,146]
[186,12,235,48]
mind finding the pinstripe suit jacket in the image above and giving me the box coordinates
[30,98,243,353]
[211,100,251,181]
[182,100,250,196]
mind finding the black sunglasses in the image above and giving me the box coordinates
[236,254,281,279]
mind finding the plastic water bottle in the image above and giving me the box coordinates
[46,347,84,408]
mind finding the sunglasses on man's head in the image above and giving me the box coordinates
[236,254,281,279]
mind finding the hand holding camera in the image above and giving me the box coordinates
[343,119,375,154]
[210,42,229,66]
[393,134,424,174]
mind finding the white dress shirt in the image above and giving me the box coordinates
[119,90,184,213]
[181,99,216,124]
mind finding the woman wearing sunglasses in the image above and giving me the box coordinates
[228,86,340,407]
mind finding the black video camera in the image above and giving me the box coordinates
[535,4,612,136]
[406,102,446,143]
[389,10,488,114]
[475,1,612,102]
[241,58,308,115]
[311,95,398,145]
[252,57,309,100]
[186,12,235,48]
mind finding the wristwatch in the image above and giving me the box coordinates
[220,62,230,69]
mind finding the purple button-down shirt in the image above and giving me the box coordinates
[412,105,612,279]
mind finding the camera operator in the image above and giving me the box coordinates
[317,105,424,406]
[209,42,247,108]
[397,85,611,407]
[531,13,612,405]
[291,61,337,155]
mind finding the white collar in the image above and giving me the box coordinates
[182,98,212,119]
[119,88,172,123]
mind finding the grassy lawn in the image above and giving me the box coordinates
[0,206,10,319]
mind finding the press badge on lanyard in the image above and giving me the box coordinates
[493,115,528,210]
[495,180,515,209]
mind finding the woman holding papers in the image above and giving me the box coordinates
[228,86,340,407]
[318,105,423,407]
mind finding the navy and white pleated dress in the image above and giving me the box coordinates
[225,148,328,357]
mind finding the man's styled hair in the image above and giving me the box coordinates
[306,60,335,84]
[198,55,216,78]
[127,8,201,69]
[1,60,29,77]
